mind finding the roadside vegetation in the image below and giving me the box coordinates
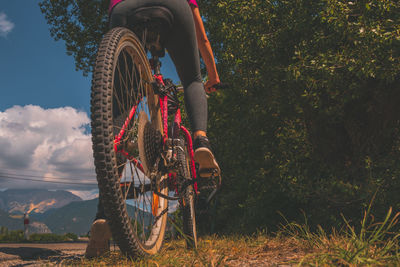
[61,201,400,266]
[36,0,400,265]
[279,199,400,266]
[39,0,400,236]
[0,227,78,243]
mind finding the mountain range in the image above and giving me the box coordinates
[30,198,99,235]
[0,189,90,234]
[0,189,82,214]
[0,189,145,235]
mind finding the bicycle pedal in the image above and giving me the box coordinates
[195,174,221,191]
[197,168,220,178]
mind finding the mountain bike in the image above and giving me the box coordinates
[90,20,220,257]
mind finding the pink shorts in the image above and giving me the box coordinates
[187,0,198,7]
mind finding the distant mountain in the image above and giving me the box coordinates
[0,208,22,230]
[29,222,52,234]
[31,198,146,235]
[0,189,82,214]
[0,192,150,235]
[31,198,99,235]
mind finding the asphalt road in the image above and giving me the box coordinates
[0,241,115,266]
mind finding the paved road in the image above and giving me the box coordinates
[0,242,116,266]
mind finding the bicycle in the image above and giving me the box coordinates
[90,11,220,258]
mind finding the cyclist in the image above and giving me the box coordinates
[85,0,221,258]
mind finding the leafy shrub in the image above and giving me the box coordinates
[64,232,78,241]
[0,229,24,243]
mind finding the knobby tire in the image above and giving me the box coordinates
[91,27,167,257]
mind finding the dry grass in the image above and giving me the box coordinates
[57,197,400,266]
[279,197,400,266]
[59,234,306,266]
[54,218,400,267]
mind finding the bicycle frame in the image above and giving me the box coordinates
[154,71,198,193]
[114,55,198,196]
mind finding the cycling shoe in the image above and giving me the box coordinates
[193,136,220,178]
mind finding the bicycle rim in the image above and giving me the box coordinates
[91,27,167,257]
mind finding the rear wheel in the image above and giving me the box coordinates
[91,27,167,257]
[177,138,198,249]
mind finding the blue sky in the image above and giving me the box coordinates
[0,0,179,113]
[0,1,179,198]
[0,1,91,112]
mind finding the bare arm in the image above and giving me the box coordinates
[191,6,220,92]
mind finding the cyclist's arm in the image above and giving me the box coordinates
[190,5,220,93]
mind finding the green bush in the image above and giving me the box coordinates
[0,229,24,243]
[0,227,80,242]
[64,232,78,241]
[201,0,400,233]
[38,0,400,233]
[29,233,66,242]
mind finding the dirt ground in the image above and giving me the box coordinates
[0,238,302,266]
[0,242,99,266]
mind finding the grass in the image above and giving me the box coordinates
[279,195,400,266]
[54,197,400,266]
[58,234,305,266]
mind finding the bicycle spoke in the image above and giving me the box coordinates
[119,51,128,114]
[123,50,134,115]
[115,61,127,117]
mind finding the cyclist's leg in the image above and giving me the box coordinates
[110,0,218,175]
[85,192,111,258]
[163,1,220,176]
[164,1,208,134]
[110,0,207,133]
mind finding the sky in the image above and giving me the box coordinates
[0,1,179,200]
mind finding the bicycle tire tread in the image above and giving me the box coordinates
[90,27,163,258]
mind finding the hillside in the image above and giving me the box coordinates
[30,198,98,235]
[0,193,144,235]
[0,198,97,235]
[0,189,82,214]
[31,198,141,235]
[0,208,22,230]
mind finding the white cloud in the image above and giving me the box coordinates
[0,105,97,190]
[0,12,14,37]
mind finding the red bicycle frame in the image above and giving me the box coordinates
[155,74,198,193]
[114,71,198,194]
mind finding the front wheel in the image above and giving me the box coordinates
[91,27,167,257]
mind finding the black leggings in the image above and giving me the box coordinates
[111,0,207,133]
[96,0,207,221]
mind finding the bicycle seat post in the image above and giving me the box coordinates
[150,55,161,75]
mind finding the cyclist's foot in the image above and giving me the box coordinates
[85,219,112,258]
[193,136,220,177]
